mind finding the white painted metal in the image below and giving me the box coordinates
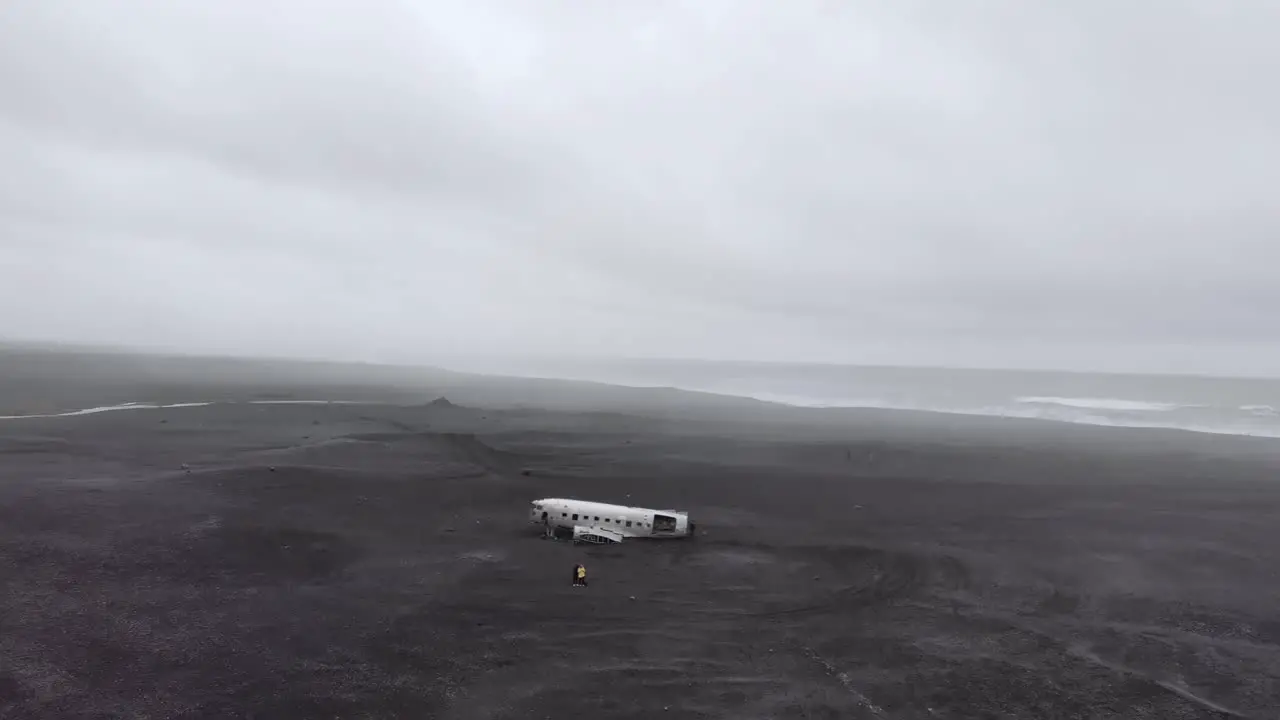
[529,497,696,539]
[572,525,623,544]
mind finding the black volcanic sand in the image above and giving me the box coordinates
[3,367,1280,716]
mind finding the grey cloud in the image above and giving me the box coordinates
[1,1,1278,372]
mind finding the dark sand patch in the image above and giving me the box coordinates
[2,363,1279,717]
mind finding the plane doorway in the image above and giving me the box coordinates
[653,514,677,533]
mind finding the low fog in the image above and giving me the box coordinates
[2,1,1278,375]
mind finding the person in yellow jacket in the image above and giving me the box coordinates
[573,563,587,587]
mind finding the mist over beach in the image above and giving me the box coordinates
[438,355,1280,438]
[3,344,1280,718]
[4,1,1280,717]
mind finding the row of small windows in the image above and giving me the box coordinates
[562,512,645,528]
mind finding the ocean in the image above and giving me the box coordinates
[3,346,1276,439]
[457,358,1280,439]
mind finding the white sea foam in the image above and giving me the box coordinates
[247,400,366,405]
[523,369,1280,440]
[0,402,201,420]
[2,388,1279,440]
[715,391,884,409]
[682,388,1280,439]
[0,399,368,421]
[1015,396,1186,412]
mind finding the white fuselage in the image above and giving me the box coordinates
[529,497,695,539]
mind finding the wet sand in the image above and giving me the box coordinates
[2,348,1279,718]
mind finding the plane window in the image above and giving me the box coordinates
[572,514,578,520]
[593,516,599,521]
[626,521,632,527]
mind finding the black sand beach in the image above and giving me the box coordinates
[2,348,1279,718]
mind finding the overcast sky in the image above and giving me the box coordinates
[2,1,1278,375]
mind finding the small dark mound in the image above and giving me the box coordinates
[426,397,456,409]
[339,431,518,473]
[435,432,515,470]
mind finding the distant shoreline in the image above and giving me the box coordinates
[2,343,1279,450]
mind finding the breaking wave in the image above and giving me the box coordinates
[1014,396,1188,413]
[2,384,1278,441]
[682,389,1280,439]
[0,399,371,421]
[0,401,211,420]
